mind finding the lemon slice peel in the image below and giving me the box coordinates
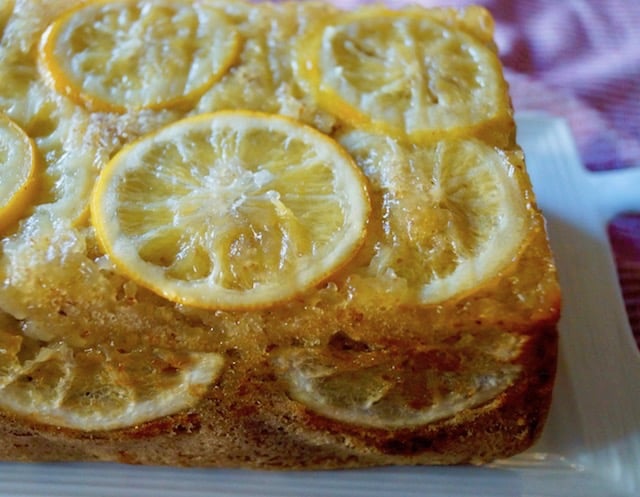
[38,0,241,113]
[91,110,371,311]
[0,330,225,431]
[277,345,521,429]
[339,131,529,306]
[296,7,510,142]
[0,116,39,234]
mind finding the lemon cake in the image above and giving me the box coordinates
[0,0,560,468]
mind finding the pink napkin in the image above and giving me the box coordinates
[328,0,640,347]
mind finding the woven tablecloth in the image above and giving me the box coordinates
[334,0,640,348]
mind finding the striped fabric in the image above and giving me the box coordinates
[608,215,640,347]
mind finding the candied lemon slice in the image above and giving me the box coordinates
[276,338,521,429]
[0,116,38,234]
[39,0,240,112]
[340,131,529,304]
[91,111,370,310]
[0,326,223,431]
[296,8,510,141]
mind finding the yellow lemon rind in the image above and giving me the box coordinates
[295,7,510,143]
[0,116,39,235]
[91,110,371,311]
[38,0,241,114]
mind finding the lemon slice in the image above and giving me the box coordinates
[340,131,528,304]
[0,115,38,234]
[276,337,521,429]
[91,111,370,310]
[39,0,240,112]
[296,8,510,141]
[22,89,98,225]
[0,326,223,431]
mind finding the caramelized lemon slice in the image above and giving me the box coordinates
[91,111,370,310]
[341,131,529,304]
[39,0,240,112]
[0,326,223,431]
[276,337,521,429]
[296,8,510,141]
[0,116,38,234]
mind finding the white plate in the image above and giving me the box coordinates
[1,113,639,497]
